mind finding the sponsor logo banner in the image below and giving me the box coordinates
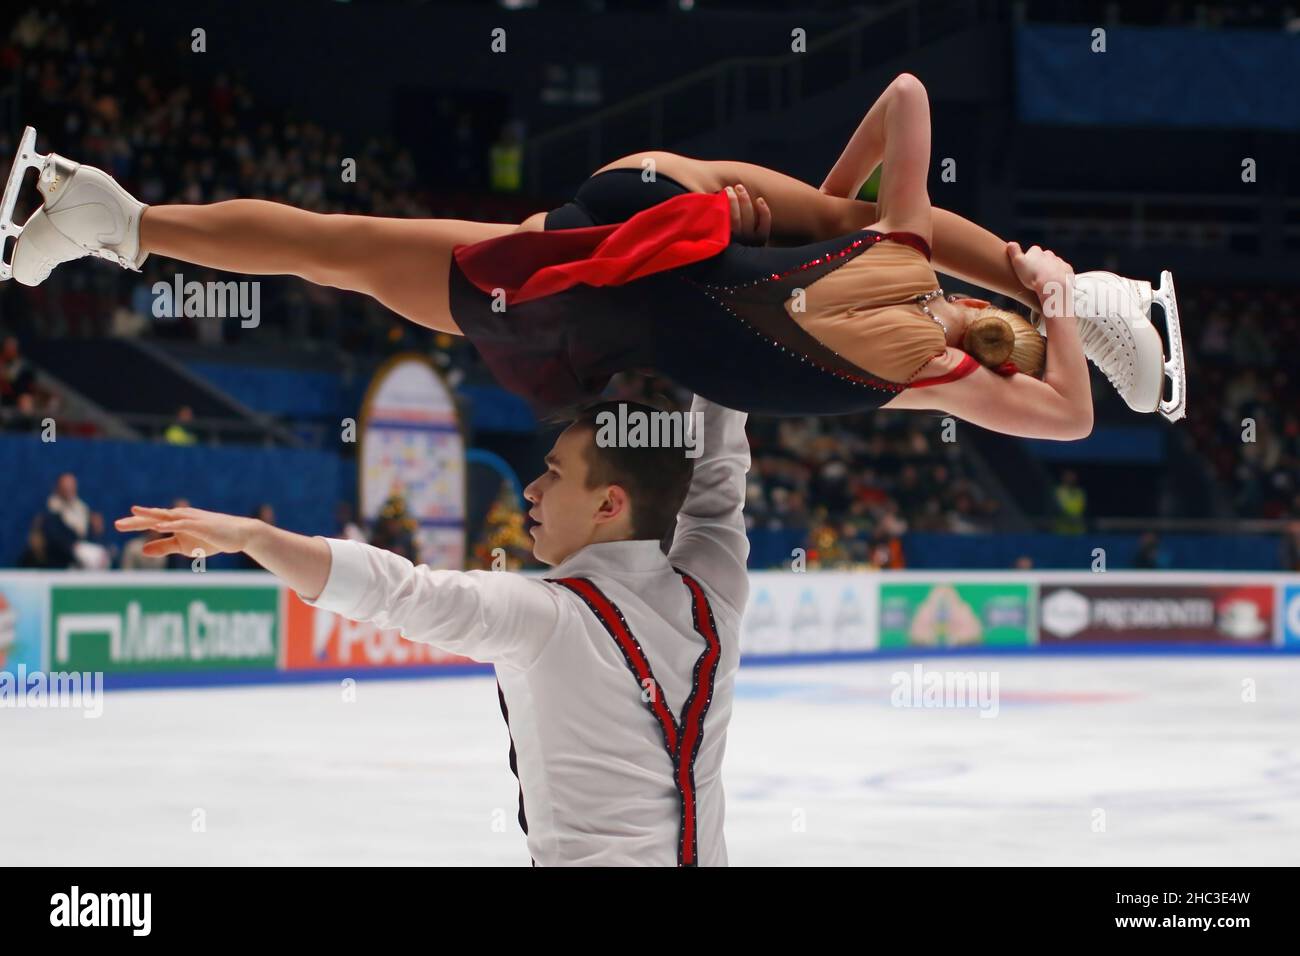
[0,576,48,675]
[1039,584,1273,645]
[1280,585,1300,647]
[49,585,280,672]
[742,572,878,655]
[283,590,472,669]
[879,582,1033,649]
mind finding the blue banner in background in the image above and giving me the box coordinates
[1023,426,1166,463]
[1016,24,1300,130]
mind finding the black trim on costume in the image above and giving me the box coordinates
[495,679,531,864]
[545,167,694,230]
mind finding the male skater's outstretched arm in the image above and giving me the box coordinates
[114,396,751,663]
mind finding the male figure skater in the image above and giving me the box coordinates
[116,395,749,867]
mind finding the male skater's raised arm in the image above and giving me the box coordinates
[668,394,752,615]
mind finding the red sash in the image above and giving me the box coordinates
[453,191,732,306]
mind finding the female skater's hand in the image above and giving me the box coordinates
[1006,242,1074,318]
[114,505,260,558]
[725,184,772,246]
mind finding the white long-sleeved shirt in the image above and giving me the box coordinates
[300,396,749,866]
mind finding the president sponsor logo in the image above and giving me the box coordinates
[1039,584,1273,644]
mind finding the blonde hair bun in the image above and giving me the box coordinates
[962,315,1015,367]
[962,306,1047,378]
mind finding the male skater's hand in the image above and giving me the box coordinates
[724,184,771,246]
[115,505,258,557]
[117,504,332,597]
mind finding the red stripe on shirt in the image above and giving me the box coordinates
[550,577,679,755]
[549,573,722,867]
[673,571,723,866]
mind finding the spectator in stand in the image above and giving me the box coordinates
[0,334,56,431]
[0,336,36,409]
[804,509,846,568]
[1280,519,1300,573]
[867,525,905,569]
[892,464,928,517]
[84,511,116,568]
[1133,531,1169,569]
[163,404,199,445]
[1053,469,1087,535]
[17,514,50,568]
[44,472,111,569]
[489,120,523,193]
[949,491,983,534]
[336,501,367,543]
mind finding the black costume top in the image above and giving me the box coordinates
[447,168,974,418]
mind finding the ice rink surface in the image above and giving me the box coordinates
[5,655,1298,866]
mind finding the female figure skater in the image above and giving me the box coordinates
[2,73,1180,436]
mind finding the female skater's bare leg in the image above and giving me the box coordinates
[140,201,527,334]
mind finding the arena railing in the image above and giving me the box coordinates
[1095,517,1300,534]
[81,411,310,448]
[1013,189,1270,251]
[522,0,999,195]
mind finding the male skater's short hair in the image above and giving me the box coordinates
[569,400,696,541]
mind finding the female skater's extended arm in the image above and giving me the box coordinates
[819,73,903,201]
[819,73,1040,312]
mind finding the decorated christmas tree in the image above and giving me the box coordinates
[470,485,535,570]
[370,487,420,564]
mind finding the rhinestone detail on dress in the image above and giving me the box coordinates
[681,232,906,395]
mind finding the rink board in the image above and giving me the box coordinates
[1,569,1298,688]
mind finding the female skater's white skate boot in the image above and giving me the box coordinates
[0,127,147,286]
[1071,270,1186,422]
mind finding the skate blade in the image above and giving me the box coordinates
[1153,270,1186,422]
[0,126,50,282]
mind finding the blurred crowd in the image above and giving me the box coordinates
[1184,284,1300,521]
[0,3,517,371]
[17,468,371,571]
[745,413,1003,569]
[0,334,61,431]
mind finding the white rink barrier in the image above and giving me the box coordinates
[739,569,1300,656]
